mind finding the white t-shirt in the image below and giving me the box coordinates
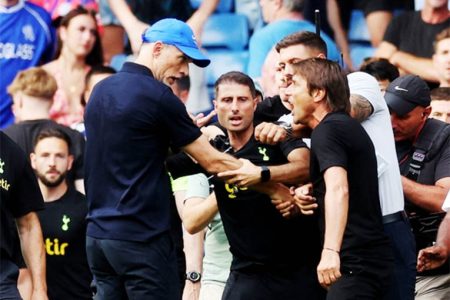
[442,190,450,212]
[348,72,404,216]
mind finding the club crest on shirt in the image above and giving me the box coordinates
[225,183,248,199]
[258,147,270,161]
[22,25,35,42]
[62,214,71,231]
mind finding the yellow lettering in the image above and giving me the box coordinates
[60,243,68,255]
[53,239,60,255]
[45,238,54,255]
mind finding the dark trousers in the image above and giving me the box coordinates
[327,255,393,300]
[0,259,21,300]
[222,265,326,300]
[86,233,180,300]
[383,217,416,300]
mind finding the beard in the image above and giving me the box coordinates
[36,170,67,188]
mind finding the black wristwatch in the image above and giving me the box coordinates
[186,271,201,283]
[260,165,271,182]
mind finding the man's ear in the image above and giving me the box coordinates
[312,88,326,103]
[30,153,36,170]
[67,155,74,171]
[423,106,432,119]
[316,53,326,59]
[152,41,164,57]
[213,99,218,111]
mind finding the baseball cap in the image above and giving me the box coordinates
[384,75,431,116]
[142,18,210,68]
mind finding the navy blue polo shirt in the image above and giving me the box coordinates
[84,62,202,242]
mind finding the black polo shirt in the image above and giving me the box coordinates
[84,62,201,242]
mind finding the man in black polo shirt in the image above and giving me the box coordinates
[84,18,244,300]
[288,58,393,298]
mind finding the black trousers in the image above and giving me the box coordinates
[222,265,326,300]
[86,233,180,300]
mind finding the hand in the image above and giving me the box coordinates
[293,183,317,215]
[191,110,216,128]
[182,280,201,300]
[217,158,261,187]
[200,125,224,141]
[272,199,298,219]
[254,122,288,145]
[417,245,448,272]
[317,249,341,289]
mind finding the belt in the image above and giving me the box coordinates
[382,211,407,224]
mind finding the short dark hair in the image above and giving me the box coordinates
[291,58,350,113]
[214,71,256,98]
[82,65,116,106]
[33,128,71,152]
[360,57,399,82]
[430,87,450,101]
[275,31,327,56]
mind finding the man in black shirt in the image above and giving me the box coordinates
[0,132,47,299]
[288,58,393,298]
[30,128,92,300]
[169,71,324,299]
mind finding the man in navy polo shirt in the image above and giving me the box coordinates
[84,19,244,300]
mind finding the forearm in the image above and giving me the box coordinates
[269,161,309,185]
[16,212,47,295]
[107,0,140,30]
[436,213,450,253]
[391,52,439,82]
[402,176,447,212]
[183,194,218,234]
[323,188,348,252]
[183,230,204,273]
[187,0,219,37]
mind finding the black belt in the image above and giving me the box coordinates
[382,211,407,224]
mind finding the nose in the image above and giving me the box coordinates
[231,99,239,112]
[180,62,189,77]
[48,155,57,166]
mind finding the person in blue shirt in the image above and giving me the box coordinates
[84,18,253,300]
[0,0,55,129]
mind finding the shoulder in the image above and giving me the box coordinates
[41,60,58,74]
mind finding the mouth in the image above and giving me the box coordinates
[229,116,243,126]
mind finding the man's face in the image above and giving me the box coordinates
[390,106,428,142]
[426,0,448,9]
[31,137,73,188]
[214,82,257,133]
[153,44,190,86]
[433,38,450,83]
[430,100,450,123]
[287,74,315,125]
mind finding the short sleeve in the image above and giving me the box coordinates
[185,173,210,200]
[312,123,348,173]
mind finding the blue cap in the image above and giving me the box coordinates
[142,18,210,68]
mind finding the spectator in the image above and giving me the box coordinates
[385,75,450,299]
[433,27,450,87]
[71,65,116,135]
[247,0,339,80]
[360,57,400,94]
[289,58,393,297]
[0,132,47,299]
[375,0,449,83]
[30,128,92,300]
[3,67,85,193]
[42,6,103,127]
[29,0,98,20]
[0,0,55,129]
[83,18,246,299]
[430,87,450,122]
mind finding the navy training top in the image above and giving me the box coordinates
[84,62,202,241]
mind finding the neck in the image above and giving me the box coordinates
[39,181,68,202]
[228,125,254,151]
[60,49,87,70]
[422,4,449,23]
[307,106,329,129]
[19,97,51,120]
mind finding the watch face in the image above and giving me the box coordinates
[187,272,201,282]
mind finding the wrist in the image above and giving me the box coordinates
[323,247,340,254]
[185,271,202,283]
[260,165,271,182]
